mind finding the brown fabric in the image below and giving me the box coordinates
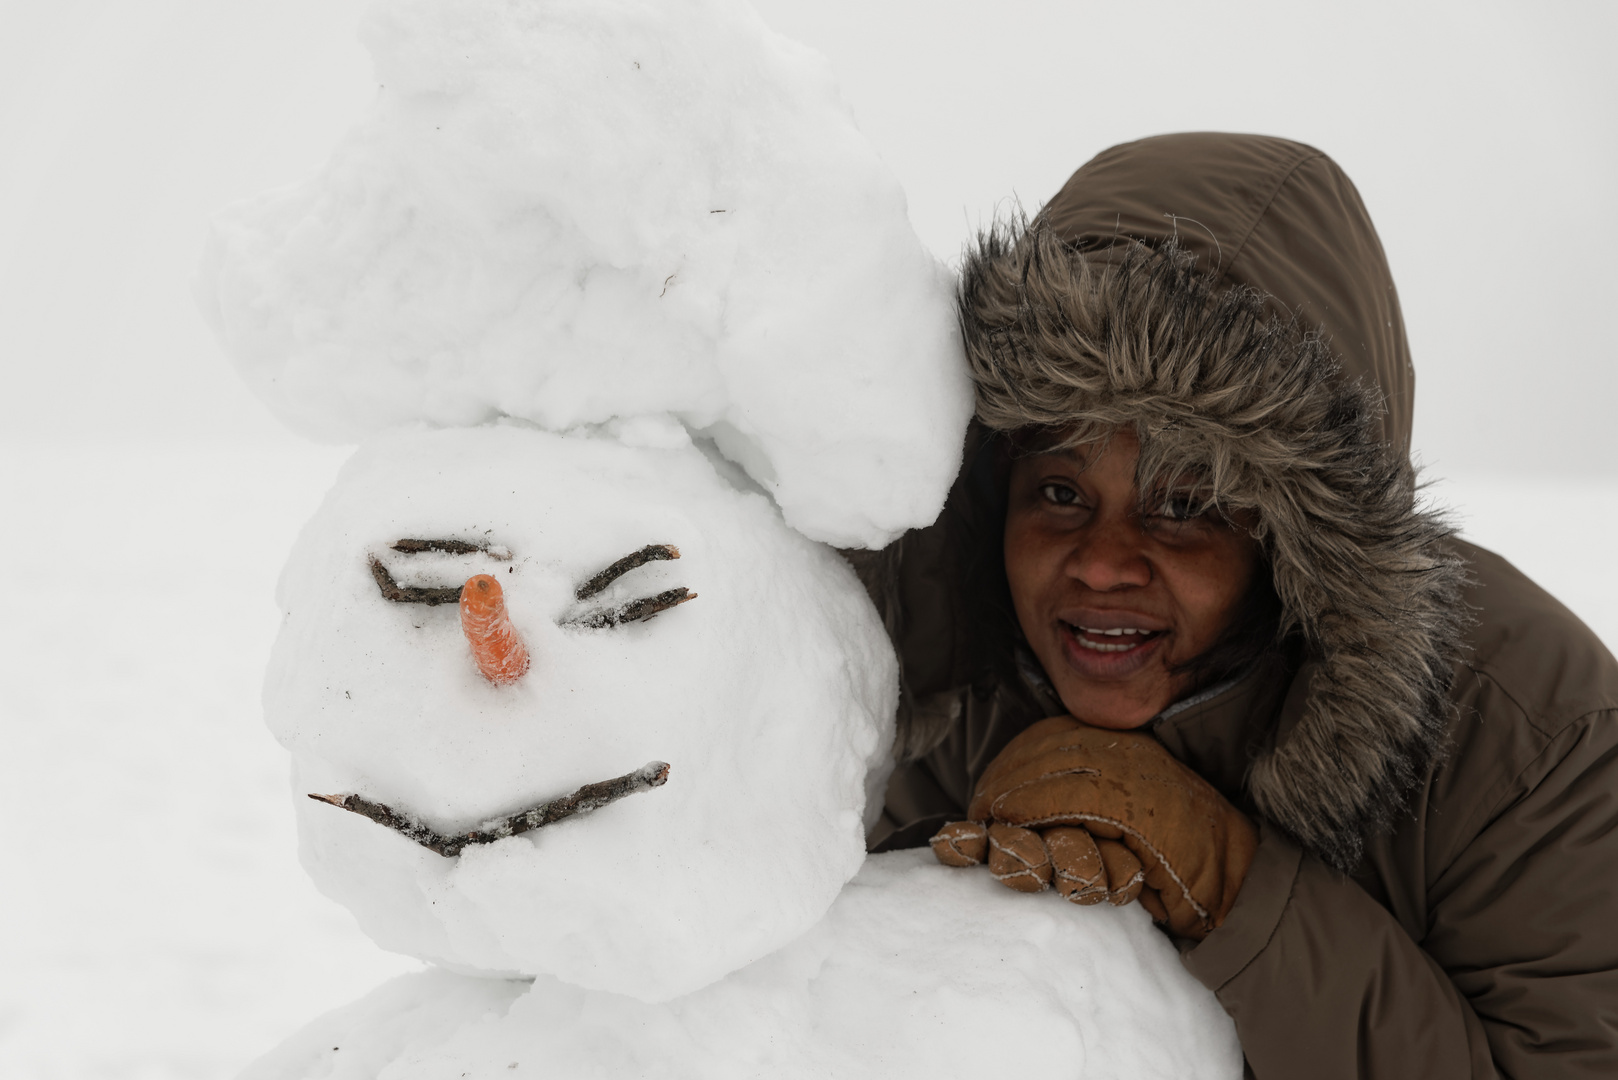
[871,667,1058,852]
[962,716,1258,939]
[866,132,1618,1075]
[1041,132,1413,452]
[1176,544,1618,1078]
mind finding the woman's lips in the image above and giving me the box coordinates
[1057,619,1166,677]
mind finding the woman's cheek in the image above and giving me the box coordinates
[1166,535,1261,655]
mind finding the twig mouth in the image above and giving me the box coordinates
[309,761,671,858]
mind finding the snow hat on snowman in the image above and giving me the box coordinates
[200,0,970,551]
[199,0,972,1003]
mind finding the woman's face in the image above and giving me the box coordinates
[1003,429,1262,730]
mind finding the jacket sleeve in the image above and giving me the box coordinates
[1184,715,1618,1079]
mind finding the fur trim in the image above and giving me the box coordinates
[959,215,1469,871]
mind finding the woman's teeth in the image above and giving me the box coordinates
[1068,625,1158,653]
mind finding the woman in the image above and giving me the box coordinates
[862,133,1618,1076]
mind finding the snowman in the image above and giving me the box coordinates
[198,0,1242,1076]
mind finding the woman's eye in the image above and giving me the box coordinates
[1149,494,1201,522]
[1039,482,1081,507]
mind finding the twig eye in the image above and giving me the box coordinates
[369,557,463,606]
[566,544,696,628]
[567,587,694,628]
[369,538,510,605]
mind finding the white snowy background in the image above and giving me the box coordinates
[1,1,1613,1077]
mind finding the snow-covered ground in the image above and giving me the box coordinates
[0,440,409,1080]
[3,440,1615,1080]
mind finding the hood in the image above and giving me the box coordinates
[1042,132,1414,453]
[957,132,1468,870]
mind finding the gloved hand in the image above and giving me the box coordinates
[932,821,1144,906]
[930,716,1257,940]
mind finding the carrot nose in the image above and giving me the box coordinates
[460,574,530,685]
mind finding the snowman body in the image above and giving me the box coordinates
[241,850,1241,1080]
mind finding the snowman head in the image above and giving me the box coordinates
[273,421,895,1001]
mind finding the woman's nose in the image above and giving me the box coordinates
[1063,520,1152,592]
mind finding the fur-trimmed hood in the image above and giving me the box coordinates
[954,134,1469,871]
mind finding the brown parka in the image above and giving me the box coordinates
[864,133,1618,1077]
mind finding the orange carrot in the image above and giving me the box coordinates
[459,574,530,685]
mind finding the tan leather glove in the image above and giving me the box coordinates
[932,716,1257,940]
[932,821,1142,906]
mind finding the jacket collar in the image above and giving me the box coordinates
[1151,649,1304,808]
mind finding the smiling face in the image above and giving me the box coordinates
[1003,429,1263,730]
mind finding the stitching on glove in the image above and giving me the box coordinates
[1110,864,1145,898]
[988,832,1051,890]
[1033,765,1102,782]
[1053,864,1103,885]
[992,868,1050,888]
[1054,866,1106,899]
[930,833,983,866]
[987,805,1211,925]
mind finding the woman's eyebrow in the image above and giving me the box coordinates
[1030,446,1091,468]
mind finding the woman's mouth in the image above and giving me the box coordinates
[1056,619,1167,677]
[1067,624,1164,653]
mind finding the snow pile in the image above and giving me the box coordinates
[242,850,1243,1080]
[272,423,895,1001]
[198,0,971,548]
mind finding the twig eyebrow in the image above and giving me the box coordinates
[391,538,511,558]
[575,544,680,601]
[308,761,670,858]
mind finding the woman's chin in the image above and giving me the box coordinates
[1065,708,1160,731]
